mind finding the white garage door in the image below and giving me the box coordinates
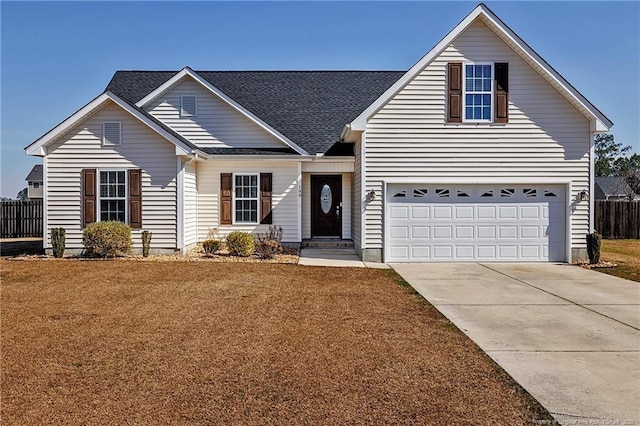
[386,185,566,262]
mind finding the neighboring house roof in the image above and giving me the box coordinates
[25,164,43,181]
[595,177,634,199]
[349,3,613,133]
[106,70,404,155]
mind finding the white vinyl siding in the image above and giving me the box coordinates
[363,19,591,256]
[146,77,287,149]
[197,160,300,242]
[45,101,178,250]
[184,160,198,247]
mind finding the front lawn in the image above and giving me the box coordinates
[1,260,551,424]
[599,239,640,282]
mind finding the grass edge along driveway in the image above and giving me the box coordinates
[1,260,552,425]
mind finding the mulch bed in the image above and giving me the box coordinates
[1,260,552,425]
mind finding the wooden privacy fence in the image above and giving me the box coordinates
[594,200,640,239]
[0,200,43,238]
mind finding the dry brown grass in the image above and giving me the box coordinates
[599,239,640,282]
[1,260,551,425]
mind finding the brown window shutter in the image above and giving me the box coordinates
[495,62,509,123]
[220,173,232,225]
[447,62,463,123]
[260,173,273,224]
[81,169,96,228]
[128,169,142,229]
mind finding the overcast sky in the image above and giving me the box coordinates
[2,1,638,198]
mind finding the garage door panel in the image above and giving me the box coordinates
[456,226,474,239]
[433,246,453,259]
[456,246,474,259]
[433,226,452,239]
[433,206,453,219]
[411,206,430,219]
[386,184,566,262]
[411,226,429,238]
[455,206,474,219]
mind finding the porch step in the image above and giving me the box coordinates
[301,239,354,249]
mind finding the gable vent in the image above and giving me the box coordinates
[181,95,197,117]
[103,122,121,146]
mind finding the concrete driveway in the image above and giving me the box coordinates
[391,263,640,424]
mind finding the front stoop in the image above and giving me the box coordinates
[301,239,354,249]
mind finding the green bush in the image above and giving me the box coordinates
[141,231,152,258]
[202,239,221,255]
[51,227,66,258]
[226,232,255,257]
[82,221,132,257]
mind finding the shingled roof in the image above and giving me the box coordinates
[25,164,43,181]
[105,70,405,155]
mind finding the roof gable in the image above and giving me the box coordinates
[25,92,196,156]
[349,3,613,132]
[134,67,308,155]
[106,70,404,155]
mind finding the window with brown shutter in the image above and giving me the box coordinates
[494,62,509,123]
[447,62,463,123]
[81,169,96,228]
[260,173,272,224]
[128,169,142,229]
[220,173,232,225]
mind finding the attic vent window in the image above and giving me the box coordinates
[181,95,197,117]
[103,122,121,146]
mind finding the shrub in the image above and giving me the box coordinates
[586,231,602,264]
[202,239,221,255]
[51,227,66,258]
[255,225,283,259]
[82,221,132,258]
[226,231,255,257]
[141,231,152,258]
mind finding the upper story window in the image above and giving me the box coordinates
[447,62,508,124]
[180,95,197,117]
[464,64,492,121]
[103,122,122,146]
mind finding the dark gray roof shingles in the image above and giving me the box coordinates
[25,164,43,181]
[105,70,404,155]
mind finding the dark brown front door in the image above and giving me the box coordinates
[311,175,342,237]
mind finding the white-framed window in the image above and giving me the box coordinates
[233,173,258,224]
[32,182,40,189]
[464,63,493,122]
[180,95,197,117]
[99,170,127,222]
[103,122,122,146]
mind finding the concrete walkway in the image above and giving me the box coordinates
[391,262,640,424]
[298,248,389,268]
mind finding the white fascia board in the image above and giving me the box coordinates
[201,155,312,162]
[350,6,485,131]
[477,5,613,130]
[136,67,310,156]
[25,92,111,155]
[350,4,612,131]
[25,91,194,157]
